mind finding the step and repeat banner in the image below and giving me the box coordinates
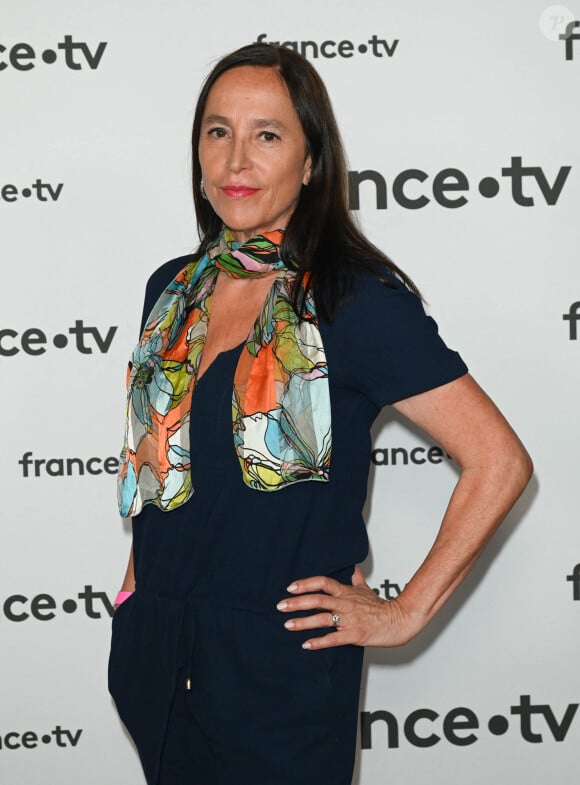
[1,1,578,783]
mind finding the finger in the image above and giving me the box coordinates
[277,593,334,614]
[302,631,349,650]
[283,611,337,632]
[286,576,344,596]
[351,565,366,587]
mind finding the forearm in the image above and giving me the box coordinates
[397,445,532,631]
[279,376,533,651]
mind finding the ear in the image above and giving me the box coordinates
[302,154,313,186]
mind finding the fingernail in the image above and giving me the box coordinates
[302,641,312,649]
[277,601,288,610]
[284,620,295,629]
[287,583,298,591]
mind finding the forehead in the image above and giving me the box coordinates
[203,65,298,119]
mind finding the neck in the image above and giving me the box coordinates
[224,226,284,248]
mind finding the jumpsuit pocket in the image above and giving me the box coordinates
[248,615,343,722]
[279,627,363,723]
[111,590,136,626]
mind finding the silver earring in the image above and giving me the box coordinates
[200,180,208,200]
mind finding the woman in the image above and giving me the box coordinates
[109,43,532,785]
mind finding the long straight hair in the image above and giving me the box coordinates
[191,43,419,321]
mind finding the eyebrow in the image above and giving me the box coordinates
[203,114,287,131]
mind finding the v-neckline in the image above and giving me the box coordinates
[195,342,244,385]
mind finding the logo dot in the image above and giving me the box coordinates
[53,334,68,348]
[358,44,368,54]
[488,714,509,735]
[42,734,51,744]
[62,599,77,614]
[42,49,57,64]
[22,188,32,198]
[479,177,500,198]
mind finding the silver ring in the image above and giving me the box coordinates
[331,613,341,626]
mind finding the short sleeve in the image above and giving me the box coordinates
[334,270,468,408]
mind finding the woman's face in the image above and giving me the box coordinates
[198,65,312,243]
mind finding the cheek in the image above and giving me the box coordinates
[198,144,220,176]
[275,159,309,197]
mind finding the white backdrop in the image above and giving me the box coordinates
[1,1,578,783]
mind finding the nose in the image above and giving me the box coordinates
[227,134,251,174]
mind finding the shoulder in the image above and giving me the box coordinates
[144,254,196,302]
[321,262,468,406]
[336,262,423,330]
[336,261,448,346]
[139,253,196,335]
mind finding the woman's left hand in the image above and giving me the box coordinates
[276,566,423,649]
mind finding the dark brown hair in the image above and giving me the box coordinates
[191,43,418,320]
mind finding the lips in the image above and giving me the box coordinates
[221,185,260,198]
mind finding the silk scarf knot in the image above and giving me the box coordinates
[117,228,331,518]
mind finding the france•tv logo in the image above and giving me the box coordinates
[0,36,106,71]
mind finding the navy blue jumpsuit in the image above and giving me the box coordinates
[108,257,467,785]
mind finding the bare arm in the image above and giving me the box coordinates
[386,373,532,637]
[277,374,533,648]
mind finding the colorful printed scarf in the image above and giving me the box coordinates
[117,228,331,518]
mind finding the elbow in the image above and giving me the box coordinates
[522,445,534,481]
[502,438,534,498]
[517,447,534,493]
